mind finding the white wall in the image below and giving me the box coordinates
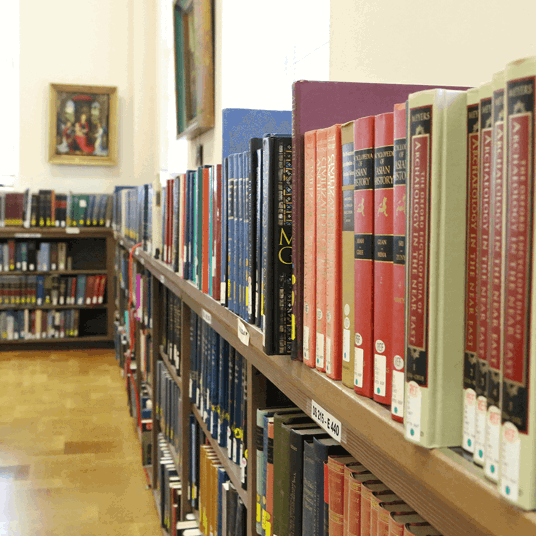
[19,0,158,194]
[330,0,536,87]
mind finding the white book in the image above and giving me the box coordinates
[499,56,536,509]
[405,88,467,448]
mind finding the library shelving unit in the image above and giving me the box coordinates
[0,226,115,348]
[114,234,536,536]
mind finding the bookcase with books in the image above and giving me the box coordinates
[112,57,536,536]
[0,190,116,346]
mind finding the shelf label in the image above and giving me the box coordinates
[311,399,342,442]
[237,319,250,346]
[66,228,80,234]
[14,233,41,238]
[202,309,212,325]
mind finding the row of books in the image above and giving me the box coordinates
[162,285,182,375]
[0,241,73,272]
[256,406,442,536]
[189,312,248,488]
[0,308,81,340]
[0,274,107,306]
[0,189,112,228]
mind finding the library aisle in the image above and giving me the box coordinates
[0,349,161,536]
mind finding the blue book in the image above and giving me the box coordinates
[217,467,230,536]
[220,158,228,306]
[40,242,50,271]
[36,275,45,306]
[76,275,87,305]
[227,347,236,456]
[218,339,229,447]
[221,108,292,162]
[227,156,235,312]
[211,331,220,439]
[233,352,243,466]
[237,152,244,318]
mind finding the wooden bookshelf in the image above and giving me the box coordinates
[115,236,536,536]
[0,227,115,344]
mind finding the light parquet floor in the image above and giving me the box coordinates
[0,348,162,536]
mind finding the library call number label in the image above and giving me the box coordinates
[311,400,342,442]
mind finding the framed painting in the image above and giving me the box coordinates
[173,0,214,139]
[48,83,118,166]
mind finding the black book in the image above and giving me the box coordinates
[226,482,238,536]
[234,494,247,536]
[227,346,236,457]
[248,137,262,324]
[262,134,293,355]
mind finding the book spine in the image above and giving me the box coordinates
[316,129,328,371]
[203,167,211,294]
[373,112,394,405]
[485,71,505,482]
[213,164,222,302]
[499,57,536,509]
[302,440,316,536]
[392,103,407,422]
[229,157,236,312]
[463,88,480,454]
[474,83,493,467]
[303,130,317,368]
[209,167,214,296]
[221,159,228,305]
[327,459,344,536]
[325,124,343,380]
[256,148,263,328]
[341,123,356,388]
[266,419,274,536]
[353,116,375,397]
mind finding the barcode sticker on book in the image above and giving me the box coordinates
[316,334,324,367]
[202,309,212,325]
[474,397,487,464]
[343,329,350,362]
[405,381,422,442]
[374,354,386,396]
[326,337,332,374]
[354,347,364,388]
[391,369,404,419]
[500,423,520,501]
[463,389,476,452]
[311,399,342,442]
[485,405,501,481]
[303,326,310,361]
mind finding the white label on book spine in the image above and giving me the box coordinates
[220,282,226,304]
[354,347,364,388]
[159,274,165,285]
[311,399,342,442]
[202,309,212,325]
[212,255,216,277]
[316,334,324,368]
[343,329,350,362]
[374,354,386,397]
[474,396,487,465]
[303,326,310,362]
[463,388,476,453]
[485,405,501,481]
[326,337,332,374]
[237,319,250,346]
[405,381,422,442]
[22,262,27,271]
[500,422,520,501]
[391,370,405,419]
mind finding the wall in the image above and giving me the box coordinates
[19,0,158,194]
[330,0,536,87]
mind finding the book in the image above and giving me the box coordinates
[405,89,467,448]
[353,115,375,397]
[327,455,357,536]
[474,82,493,468]
[485,70,505,483]
[341,121,356,388]
[499,56,536,509]
[389,513,427,536]
[303,129,317,368]
[391,103,408,422]
[315,128,328,372]
[373,111,394,405]
[325,124,343,380]
[462,87,480,454]
[360,481,389,536]
[262,134,293,355]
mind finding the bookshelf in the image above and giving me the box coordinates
[0,227,115,347]
[114,235,536,536]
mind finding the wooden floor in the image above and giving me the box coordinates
[0,348,162,536]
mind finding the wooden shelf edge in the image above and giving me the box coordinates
[191,404,247,506]
[0,304,108,310]
[0,269,108,275]
[0,227,113,237]
[115,236,536,536]
[0,335,112,344]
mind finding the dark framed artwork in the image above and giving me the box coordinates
[48,83,118,166]
[173,0,214,139]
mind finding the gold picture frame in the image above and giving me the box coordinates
[173,0,214,139]
[49,83,118,166]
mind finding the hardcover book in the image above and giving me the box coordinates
[405,88,467,448]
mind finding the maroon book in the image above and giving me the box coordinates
[291,80,466,362]
[5,193,24,226]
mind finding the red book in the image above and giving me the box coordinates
[212,164,222,300]
[303,130,317,368]
[390,513,426,536]
[392,103,407,422]
[167,178,174,264]
[5,193,24,226]
[325,124,343,380]
[370,493,402,536]
[85,276,95,305]
[50,191,56,227]
[353,116,375,397]
[8,240,15,271]
[328,455,356,536]
[71,277,77,305]
[377,503,414,536]
[98,275,107,304]
[360,481,389,536]
[202,166,211,294]
[179,173,186,278]
[373,112,394,405]
[346,472,377,536]
[316,128,328,372]
[343,463,366,536]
